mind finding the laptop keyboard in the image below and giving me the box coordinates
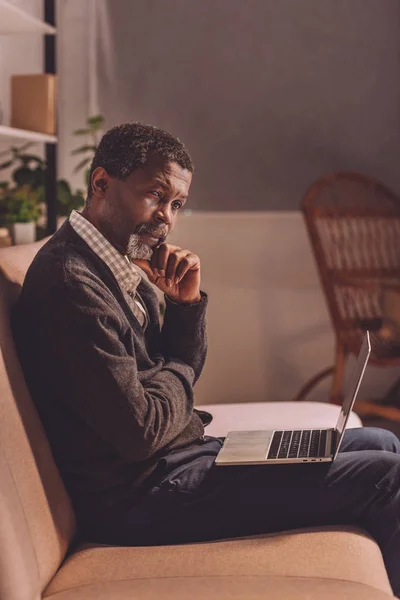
[267,429,328,460]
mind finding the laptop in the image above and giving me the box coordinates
[215,332,371,466]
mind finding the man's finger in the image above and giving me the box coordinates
[174,258,191,283]
[165,252,181,285]
[155,244,170,276]
[175,253,198,283]
[165,250,193,284]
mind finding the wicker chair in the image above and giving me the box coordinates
[296,172,400,421]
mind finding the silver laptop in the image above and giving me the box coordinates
[215,332,371,466]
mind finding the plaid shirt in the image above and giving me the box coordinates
[69,210,147,327]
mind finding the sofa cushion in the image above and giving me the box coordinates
[43,576,394,600]
[45,527,392,599]
[197,401,362,437]
[0,238,50,304]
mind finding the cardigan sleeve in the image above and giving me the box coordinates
[40,278,205,462]
[160,292,208,384]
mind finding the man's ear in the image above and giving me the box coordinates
[97,179,107,191]
[92,167,109,196]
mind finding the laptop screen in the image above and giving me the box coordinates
[333,332,371,458]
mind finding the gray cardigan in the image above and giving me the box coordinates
[12,221,209,522]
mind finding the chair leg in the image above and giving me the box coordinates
[353,402,400,423]
[330,342,346,405]
[293,366,334,401]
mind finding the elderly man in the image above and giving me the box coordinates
[12,122,400,598]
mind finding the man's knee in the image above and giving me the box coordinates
[342,427,400,453]
[327,448,400,509]
[363,428,400,453]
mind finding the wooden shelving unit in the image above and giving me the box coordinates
[0,0,57,234]
[0,0,55,35]
[0,124,57,144]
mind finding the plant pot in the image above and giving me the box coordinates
[12,222,36,245]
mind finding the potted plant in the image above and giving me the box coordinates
[0,114,105,244]
[0,143,43,244]
[0,183,42,244]
[0,143,86,242]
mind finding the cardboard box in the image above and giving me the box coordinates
[11,74,57,135]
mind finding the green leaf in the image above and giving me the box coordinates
[37,185,45,204]
[87,114,104,128]
[71,191,85,210]
[56,181,85,216]
[57,180,72,208]
[85,167,91,185]
[58,178,72,195]
[2,186,42,223]
[73,128,92,136]
[73,157,91,174]
[71,144,97,156]
[13,167,36,187]
[32,166,45,188]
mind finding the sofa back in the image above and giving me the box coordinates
[0,240,76,600]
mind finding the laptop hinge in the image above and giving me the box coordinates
[331,429,338,455]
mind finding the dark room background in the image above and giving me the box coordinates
[97,0,400,210]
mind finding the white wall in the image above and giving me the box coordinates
[97,0,400,211]
[57,0,96,192]
[169,211,400,405]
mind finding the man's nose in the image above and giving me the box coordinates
[154,205,172,225]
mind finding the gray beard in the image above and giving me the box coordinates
[126,233,153,260]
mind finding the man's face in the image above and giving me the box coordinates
[95,157,192,259]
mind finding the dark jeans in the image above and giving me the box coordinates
[95,428,400,597]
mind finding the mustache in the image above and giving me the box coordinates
[135,223,168,241]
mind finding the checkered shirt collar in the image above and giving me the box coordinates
[69,210,141,296]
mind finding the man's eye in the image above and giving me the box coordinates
[150,191,162,198]
[172,201,183,210]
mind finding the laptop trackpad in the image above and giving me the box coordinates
[216,430,274,464]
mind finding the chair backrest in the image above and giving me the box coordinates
[0,240,76,600]
[301,172,400,335]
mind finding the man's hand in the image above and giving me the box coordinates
[132,244,201,305]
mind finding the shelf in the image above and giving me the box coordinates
[0,125,57,143]
[0,0,56,35]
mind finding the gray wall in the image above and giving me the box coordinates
[97,0,400,210]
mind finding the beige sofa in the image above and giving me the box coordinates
[0,240,395,600]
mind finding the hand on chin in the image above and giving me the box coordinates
[132,243,201,305]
